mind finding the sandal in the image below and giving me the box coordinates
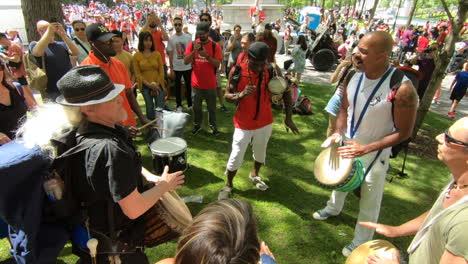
[249,173,269,191]
[218,186,233,200]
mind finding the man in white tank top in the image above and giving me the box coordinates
[312,31,419,257]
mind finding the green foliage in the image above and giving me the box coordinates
[0,82,452,263]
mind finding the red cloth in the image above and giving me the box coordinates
[148,30,166,65]
[236,51,248,65]
[417,36,429,53]
[81,51,136,126]
[233,63,273,130]
[185,39,222,90]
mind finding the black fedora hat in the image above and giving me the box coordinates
[56,65,125,106]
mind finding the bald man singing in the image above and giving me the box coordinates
[312,31,419,256]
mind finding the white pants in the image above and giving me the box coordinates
[324,150,390,245]
[226,124,273,172]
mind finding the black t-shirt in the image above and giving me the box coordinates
[74,122,145,243]
[0,83,27,140]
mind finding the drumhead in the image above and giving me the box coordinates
[268,76,287,95]
[345,240,398,264]
[150,137,187,157]
[314,147,354,187]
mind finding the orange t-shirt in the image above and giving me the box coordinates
[81,51,137,126]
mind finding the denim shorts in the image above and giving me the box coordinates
[324,94,343,116]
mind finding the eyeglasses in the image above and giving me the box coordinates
[200,19,209,22]
[444,129,468,147]
[74,28,86,31]
[174,23,182,27]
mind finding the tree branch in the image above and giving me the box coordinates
[440,0,453,22]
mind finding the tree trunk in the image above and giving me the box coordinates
[368,0,380,21]
[405,0,419,28]
[392,0,404,32]
[413,0,467,136]
[352,0,358,17]
[21,0,64,43]
[321,0,326,9]
[359,0,366,18]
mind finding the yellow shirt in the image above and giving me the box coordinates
[114,50,133,78]
[132,51,165,90]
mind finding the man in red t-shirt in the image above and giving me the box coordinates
[184,22,222,136]
[218,42,299,200]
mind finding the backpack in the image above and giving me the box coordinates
[23,51,47,97]
[293,96,313,115]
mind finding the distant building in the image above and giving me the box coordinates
[0,0,28,45]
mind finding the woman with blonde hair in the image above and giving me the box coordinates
[156,199,277,264]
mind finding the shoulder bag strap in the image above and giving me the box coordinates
[74,38,90,54]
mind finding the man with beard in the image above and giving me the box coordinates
[167,17,192,112]
[312,31,418,257]
[260,24,277,63]
[184,22,222,136]
[199,12,228,112]
[218,42,299,200]
[81,23,148,130]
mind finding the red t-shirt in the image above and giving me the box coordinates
[417,36,430,53]
[233,63,273,130]
[81,51,137,126]
[185,39,222,90]
[149,30,166,65]
[236,51,248,65]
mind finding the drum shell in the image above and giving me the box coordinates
[268,76,287,95]
[152,151,187,175]
[149,137,188,175]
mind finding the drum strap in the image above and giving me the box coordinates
[361,149,383,180]
[350,67,394,139]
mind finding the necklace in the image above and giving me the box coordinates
[445,182,468,198]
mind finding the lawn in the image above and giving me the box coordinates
[0,82,453,264]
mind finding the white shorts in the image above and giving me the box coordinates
[226,124,273,172]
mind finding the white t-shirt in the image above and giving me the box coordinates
[167,33,192,71]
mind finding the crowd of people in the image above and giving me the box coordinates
[0,1,467,264]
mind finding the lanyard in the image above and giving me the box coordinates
[350,67,393,139]
[407,192,468,254]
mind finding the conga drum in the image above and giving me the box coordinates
[143,190,193,247]
[313,146,364,192]
[149,137,188,175]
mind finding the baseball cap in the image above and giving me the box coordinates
[196,22,210,35]
[86,23,116,42]
[248,42,270,61]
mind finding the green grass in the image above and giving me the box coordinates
[0,82,452,263]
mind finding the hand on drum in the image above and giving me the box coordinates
[160,165,185,192]
[321,133,342,148]
[337,141,369,158]
[359,222,401,238]
[242,84,256,97]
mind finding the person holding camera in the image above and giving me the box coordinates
[184,22,222,136]
[30,20,80,101]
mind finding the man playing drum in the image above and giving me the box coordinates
[56,66,185,263]
[312,31,418,257]
[218,42,299,200]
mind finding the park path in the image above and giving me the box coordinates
[274,53,467,121]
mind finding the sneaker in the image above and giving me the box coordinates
[312,209,337,220]
[220,105,228,112]
[191,125,202,135]
[448,111,455,119]
[176,106,183,112]
[218,186,233,200]
[210,125,220,136]
[431,100,437,104]
[249,173,269,191]
[342,242,359,257]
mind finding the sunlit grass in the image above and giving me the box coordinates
[0,82,452,264]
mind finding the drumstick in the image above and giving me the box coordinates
[137,118,159,131]
[87,238,98,264]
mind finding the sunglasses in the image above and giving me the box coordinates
[174,23,182,27]
[200,19,209,22]
[98,39,113,45]
[444,129,468,147]
[74,27,86,31]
